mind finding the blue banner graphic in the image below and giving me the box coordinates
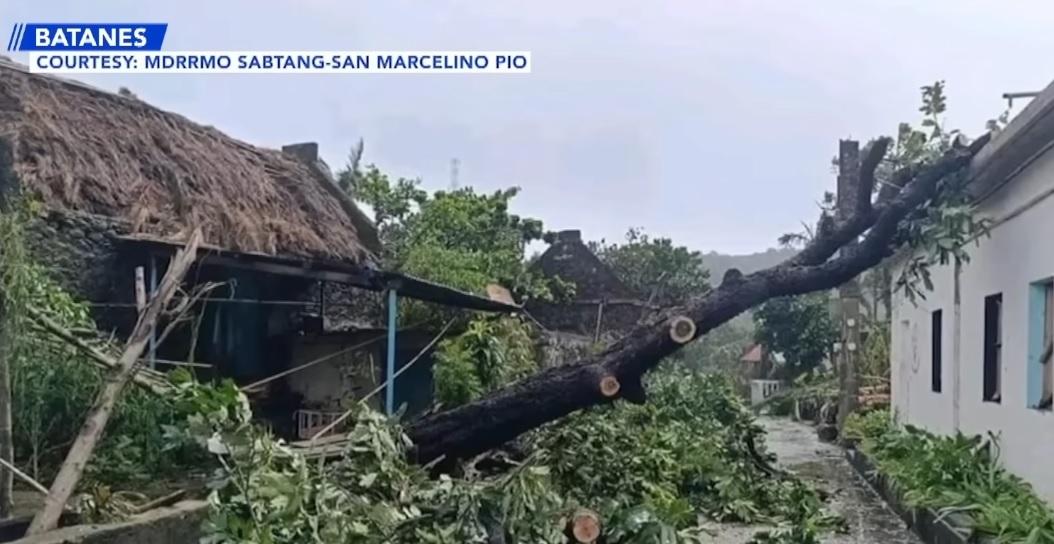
[9,23,167,51]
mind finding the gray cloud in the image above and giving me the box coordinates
[6,0,1054,253]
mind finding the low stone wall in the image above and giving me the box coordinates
[9,501,206,544]
[527,300,646,339]
[536,330,594,368]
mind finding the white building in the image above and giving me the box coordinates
[891,82,1054,502]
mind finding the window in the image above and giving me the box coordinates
[983,294,1002,403]
[1029,279,1054,410]
[1046,283,1053,408]
[931,309,942,393]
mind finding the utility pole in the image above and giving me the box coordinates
[834,140,862,432]
[449,158,460,190]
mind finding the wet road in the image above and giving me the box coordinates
[704,416,919,543]
[758,416,919,544]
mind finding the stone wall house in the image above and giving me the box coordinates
[527,230,656,365]
[0,60,514,437]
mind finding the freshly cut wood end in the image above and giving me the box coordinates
[570,508,601,543]
[599,375,620,398]
[485,283,515,305]
[668,316,696,344]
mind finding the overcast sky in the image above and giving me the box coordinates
[6,1,1054,254]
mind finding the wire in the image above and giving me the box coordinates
[239,319,432,392]
[305,318,457,444]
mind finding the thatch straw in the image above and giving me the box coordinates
[0,61,378,264]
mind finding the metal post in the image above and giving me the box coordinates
[148,254,158,369]
[385,288,398,415]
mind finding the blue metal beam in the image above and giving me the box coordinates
[385,288,398,415]
[148,254,158,369]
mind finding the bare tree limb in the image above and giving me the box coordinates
[787,138,889,268]
[0,456,47,495]
[155,281,225,346]
[26,307,173,396]
[27,229,202,535]
[858,137,892,213]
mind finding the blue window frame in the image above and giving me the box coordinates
[1028,279,1053,410]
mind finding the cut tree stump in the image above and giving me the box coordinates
[668,316,695,343]
[567,508,601,543]
[598,375,620,398]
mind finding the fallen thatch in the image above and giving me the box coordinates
[0,60,379,264]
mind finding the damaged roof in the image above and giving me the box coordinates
[0,60,380,265]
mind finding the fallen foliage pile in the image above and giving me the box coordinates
[845,409,1054,543]
[187,371,843,543]
[531,371,843,540]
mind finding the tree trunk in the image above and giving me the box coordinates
[406,134,989,464]
[26,229,202,535]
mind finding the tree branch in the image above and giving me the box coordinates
[787,136,978,268]
[858,137,892,213]
[27,229,202,535]
[27,307,173,396]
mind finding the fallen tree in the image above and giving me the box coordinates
[406,132,991,464]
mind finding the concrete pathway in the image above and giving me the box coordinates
[758,416,919,544]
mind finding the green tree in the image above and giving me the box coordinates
[338,155,550,302]
[338,152,553,403]
[881,81,990,303]
[433,315,537,407]
[590,228,711,305]
[753,293,837,377]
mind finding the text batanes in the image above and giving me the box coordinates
[35,27,149,48]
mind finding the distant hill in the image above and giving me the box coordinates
[702,247,798,284]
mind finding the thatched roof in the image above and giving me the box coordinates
[0,60,380,264]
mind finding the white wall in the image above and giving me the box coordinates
[891,256,956,433]
[288,335,384,412]
[891,145,1054,503]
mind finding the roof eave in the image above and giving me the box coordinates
[120,235,519,313]
[968,78,1054,202]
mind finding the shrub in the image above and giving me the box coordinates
[433,316,537,406]
[0,209,207,485]
[845,409,1054,543]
